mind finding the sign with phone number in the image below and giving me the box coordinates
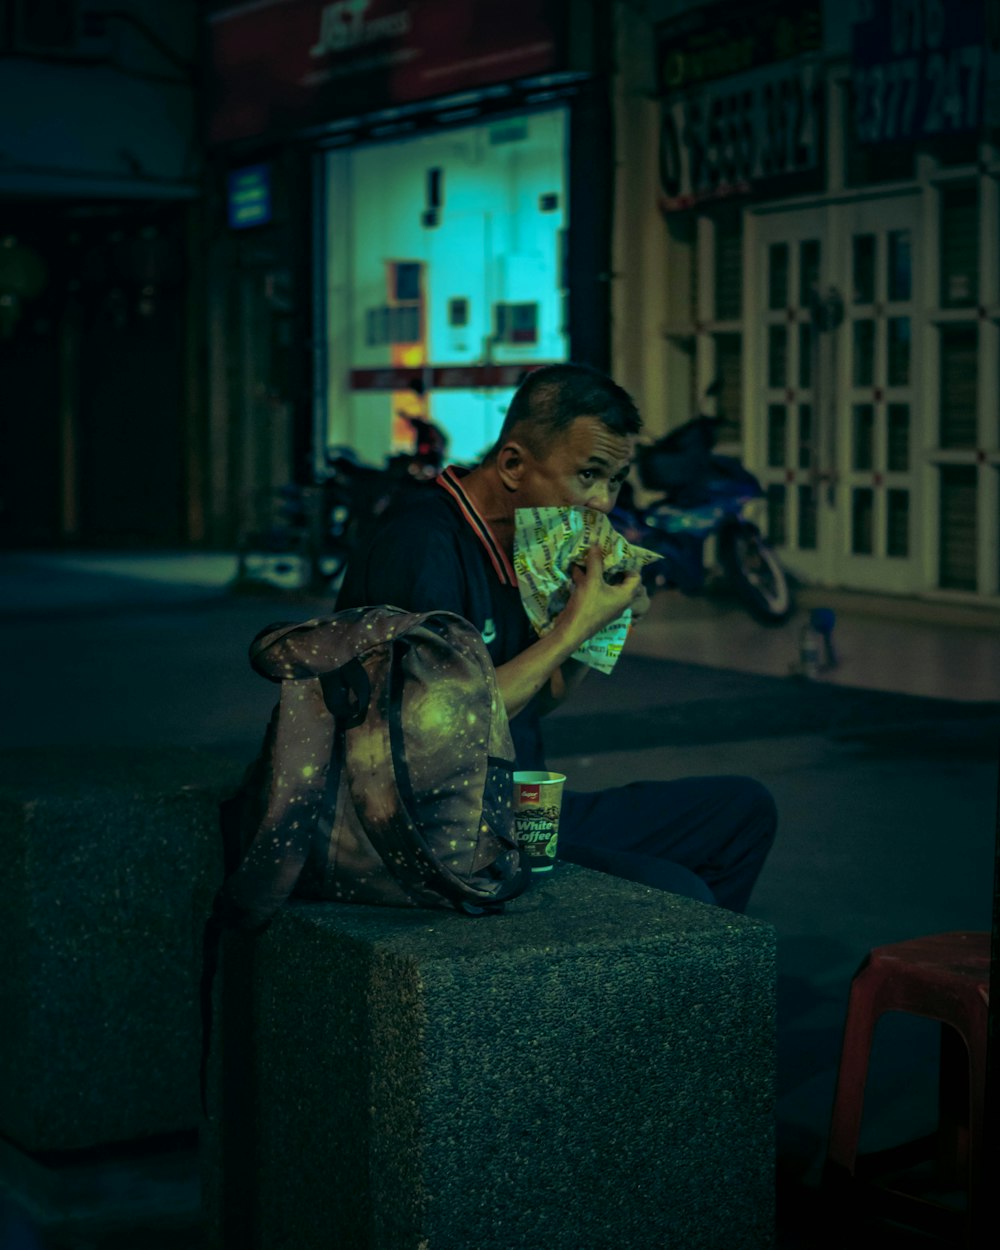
[851,0,984,144]
[658,59,821,211]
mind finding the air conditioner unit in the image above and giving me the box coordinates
[494,302,539,346]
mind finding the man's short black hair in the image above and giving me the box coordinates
[487,363,642,460]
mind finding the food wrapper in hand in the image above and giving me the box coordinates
[513,507,661,674]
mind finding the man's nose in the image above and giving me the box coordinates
[587,484,614,514]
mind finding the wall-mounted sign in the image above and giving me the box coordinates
[655,0,822,212]
[227,164,273,229]
[656,0,820,95]
[851,0,985,145]
[206,0,573,146]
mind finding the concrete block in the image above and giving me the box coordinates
[205,864,776,1250]
[0,748,238,1152]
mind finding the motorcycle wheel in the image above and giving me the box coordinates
[718,526,794,624]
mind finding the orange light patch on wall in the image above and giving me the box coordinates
[387,260,427,452]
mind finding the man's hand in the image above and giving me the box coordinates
[559,544,643,646]
[493,547,643,720]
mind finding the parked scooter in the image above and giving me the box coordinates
[236,426,448,595]
[611,393,794,625]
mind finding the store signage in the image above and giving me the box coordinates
[655,0,822,212]
[226,164,272,229]
[206,0,571,146]
[851,0,985,144]
[658,59,821,211]
[655,0,820,95]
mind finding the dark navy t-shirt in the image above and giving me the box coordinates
[336,467,547,770]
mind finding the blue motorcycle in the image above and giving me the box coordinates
[612,407,794,625]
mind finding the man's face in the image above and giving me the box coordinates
[515,416,633,515]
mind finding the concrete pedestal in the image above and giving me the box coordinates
[0,748,235,1151]
[205,864,776,1250]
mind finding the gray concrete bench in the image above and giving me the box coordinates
[0,747,238,1152]
[204,864,776,1250]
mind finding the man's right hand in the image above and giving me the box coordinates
[494,546,642,720]
[558,544,642,647]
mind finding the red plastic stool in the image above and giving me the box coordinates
[824,931,990,1247]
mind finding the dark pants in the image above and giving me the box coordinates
[558,776,777,913]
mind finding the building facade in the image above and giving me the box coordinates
[0,0,201,548]
[204,0,610,547]
[614,0,1000,603]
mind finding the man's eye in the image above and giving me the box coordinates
[579,469,596,482]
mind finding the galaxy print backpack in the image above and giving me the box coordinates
[210,606,530,927]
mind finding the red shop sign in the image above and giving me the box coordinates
[207,0,570,146]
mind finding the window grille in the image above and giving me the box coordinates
[714,212,742,321]
[940,186,978,308]
[939,466,978,590]
[713,332,742,441]
[887,489,909,558]
[939,325,978,448]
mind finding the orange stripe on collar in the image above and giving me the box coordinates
[436,467,517,587]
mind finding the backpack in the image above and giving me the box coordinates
[200,606,531,1106]
[214,605,531,925]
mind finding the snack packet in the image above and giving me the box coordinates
[513,507,661,674]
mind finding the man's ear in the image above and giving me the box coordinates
[495,441,528,492]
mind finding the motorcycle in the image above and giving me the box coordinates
[235,433,447,595]
[611,401,794,625]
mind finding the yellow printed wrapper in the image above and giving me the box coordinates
[512,507,661,674]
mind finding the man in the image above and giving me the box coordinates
[337,363,776,911]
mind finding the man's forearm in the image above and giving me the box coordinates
[495,629,587,719]
[533,657,589,716]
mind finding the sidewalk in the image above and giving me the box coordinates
[2,550,997,704]
[627,582,1000,704]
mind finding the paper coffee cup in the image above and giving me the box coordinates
[513,771,566,872]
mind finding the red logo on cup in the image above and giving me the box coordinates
[519,784,541,804]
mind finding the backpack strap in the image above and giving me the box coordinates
[346,631,527,914]
[200,665,362,1114]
